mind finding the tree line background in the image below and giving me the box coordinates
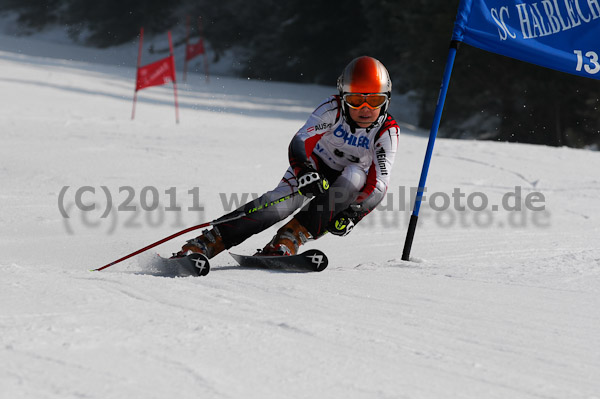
[2,0,599,148]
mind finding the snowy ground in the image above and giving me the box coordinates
[1,32,600,399]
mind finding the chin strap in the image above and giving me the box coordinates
[341,102,359,133]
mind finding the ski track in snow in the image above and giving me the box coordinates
[1,33,600,399]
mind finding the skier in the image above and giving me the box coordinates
[176,56,400,259]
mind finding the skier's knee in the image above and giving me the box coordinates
[341,164,367,191]
[327,166,366,208]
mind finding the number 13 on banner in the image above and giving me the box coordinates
[574,50,600,75]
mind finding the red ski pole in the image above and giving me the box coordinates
[92,221,211,271]
[92,192,299,272]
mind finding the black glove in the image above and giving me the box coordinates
[328,205,364,237]
[329,215,355,237]
[297,169,329,197]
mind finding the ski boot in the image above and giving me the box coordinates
[257,218,312,256]
[172,228,225,259]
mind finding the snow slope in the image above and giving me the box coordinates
[1,34,600,399]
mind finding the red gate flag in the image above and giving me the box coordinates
[131,28,180,123]
[136,56,176,90]
[185,39,205,61]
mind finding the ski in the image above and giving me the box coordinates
[230,249,328,272]
[167,253,211,276]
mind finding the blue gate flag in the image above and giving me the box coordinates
[453,0,600,80]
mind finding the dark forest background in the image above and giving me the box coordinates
[1,0,599,148]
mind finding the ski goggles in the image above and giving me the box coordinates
[343,93,388,110]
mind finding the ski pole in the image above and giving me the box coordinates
[92,221,212,271]
[92,192,299,271]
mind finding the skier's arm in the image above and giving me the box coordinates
[329,124,399,236]
[328,132,397,237]
[288,97,339,175]
[354,122,400,216]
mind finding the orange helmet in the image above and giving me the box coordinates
[337,56,392,126]
[337,56,392,97]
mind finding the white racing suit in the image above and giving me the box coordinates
[216,95,400,248]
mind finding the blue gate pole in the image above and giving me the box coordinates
[402,40,460,261]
